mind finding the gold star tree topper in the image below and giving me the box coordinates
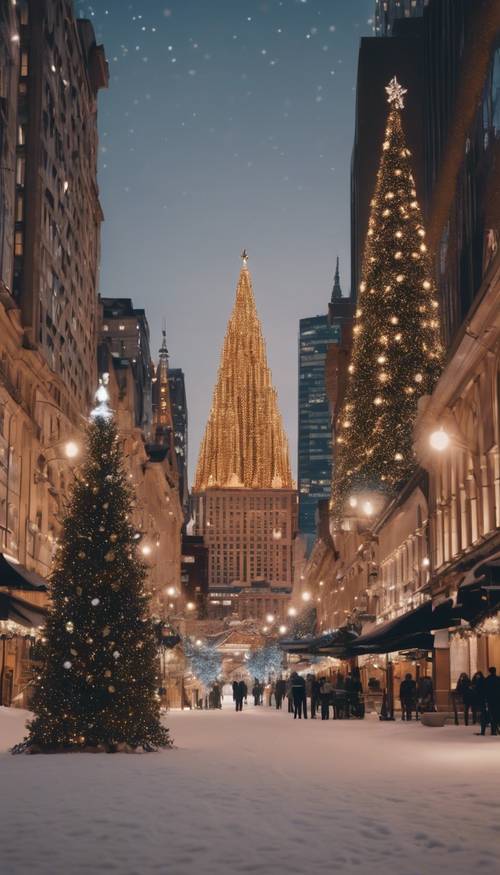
[385,76,407,109]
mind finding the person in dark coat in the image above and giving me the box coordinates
[275,678,286,709]
[399,673,417,720]
[291,671,307,719]
[235,679,247,712]
[471,671,484,725]
[482,667,500,736]
[455,672,472,725]
[311,676,321,719]
[320,677,334,720]
[252,680,261,706]
[232,680,238,702]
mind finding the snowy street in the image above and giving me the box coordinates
[1,702,499,875]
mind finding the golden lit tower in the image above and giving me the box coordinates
[194,253,296,592]
[195,252,292,491]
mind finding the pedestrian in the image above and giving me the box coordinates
[286,677,294,713]
[349,668,364,718]
[417,675,434,716]
[481,666,500,736]
[268,681,275,707]
[232,680,238,702]
[470,671,484,724]
[320,677,334,720]
[275,677,286,709]
[311,676,321,719]
[399,673,417,721]
[235,679,247,712]
[212,682,222,709]
[252,679,260,706]
[455,672,472,725]
[291,671,307,719]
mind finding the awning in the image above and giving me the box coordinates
[280,627,359,657]
[0,554,48,591]
[348,600,461,655]
[0,592,47,628]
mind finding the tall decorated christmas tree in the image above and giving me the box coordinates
[26,383,170,752]
[331,78,442,521]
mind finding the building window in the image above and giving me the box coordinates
[15,194,23,222]
[14,231,23,256]
[16,156,25,186]
[20,51,29,77]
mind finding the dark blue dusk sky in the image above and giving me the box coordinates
[76,0,374,483]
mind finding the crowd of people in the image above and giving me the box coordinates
[454,666,500,735]
[206,664,500,736]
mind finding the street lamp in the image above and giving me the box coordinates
[287,606,298,617]
[301,591,311,602]
[429,427,450,451]
[266,613,275,623]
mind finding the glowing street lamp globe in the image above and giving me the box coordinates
[301,591,311,602]
[64,440,80,459]
[429,427,450,451]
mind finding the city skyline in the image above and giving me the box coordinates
[76,0,374,483]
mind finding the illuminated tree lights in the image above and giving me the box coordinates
[25,411,170,752]
[332,80,442,520]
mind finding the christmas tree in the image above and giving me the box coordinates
[331,78,442,520]
[26,383,170,752]
[246,642,283,681]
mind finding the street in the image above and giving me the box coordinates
[1,703,498,874]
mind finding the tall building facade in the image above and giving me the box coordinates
[375,0,428,36]
[0,2,108,707]
[1,0,108,415]
[168,368,189,520]
[98,305,183,619]
[297,262,343,536]
[100,297,153,434]
[194,255,296,590]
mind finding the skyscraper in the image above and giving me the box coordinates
[194,253,296,590]
[297,260,342,536]
[0,1,108,415]
[374,0,428,36]
[168,368,189,519]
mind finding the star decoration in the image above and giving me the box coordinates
[385,76,407,109]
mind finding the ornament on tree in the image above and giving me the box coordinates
[331,78,442,521]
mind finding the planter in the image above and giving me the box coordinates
[420,712,448,727]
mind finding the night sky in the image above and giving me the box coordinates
[76,0,374,483]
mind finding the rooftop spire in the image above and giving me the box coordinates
[331,256,342,301]
[195,257,292,491]
[153,321,173,433]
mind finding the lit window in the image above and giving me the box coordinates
[14,230,23,256]
[20,51,29,77]
[16,156,25,186]
[118,324,125,331]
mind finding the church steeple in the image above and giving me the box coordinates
[153,324,173,437]
[331,256,343,302]
[194,254,292,491]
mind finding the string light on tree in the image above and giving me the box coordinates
[23,382,171,753]
[331,78,442,522]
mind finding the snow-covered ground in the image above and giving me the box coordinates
[1,701,499,874]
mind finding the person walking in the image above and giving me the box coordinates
[275,677,286,709]
[311,676,321,719]
[232,680,238,702]
[471,671,485,725]
[399,673,417,721]
[286,677,294,713]
[252,679,260,706]
[235,679,247,712]
[455,672,472,725]
[482,667,500,736]
[320,677,334,720]
[291,672,307,719]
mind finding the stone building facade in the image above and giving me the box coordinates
[293,0,500,713]
[0,2,107,706]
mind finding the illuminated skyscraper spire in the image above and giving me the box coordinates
[195,253,292,491]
